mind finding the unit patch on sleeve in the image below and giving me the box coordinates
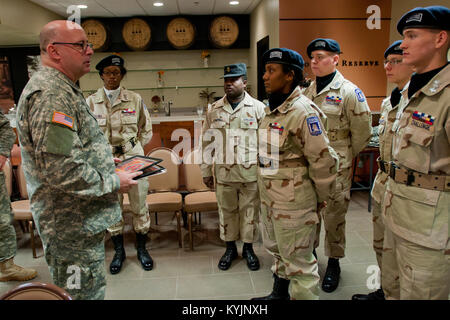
[306,116,322,136]
[355,88,366,102]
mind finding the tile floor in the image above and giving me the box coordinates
[0,191,379,300]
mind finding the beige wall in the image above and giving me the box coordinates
[249,0,279,90]
[0,0,63,45]
[80,49,249,110]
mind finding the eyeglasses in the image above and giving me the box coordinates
[384,59,403,66]
[52,41,93,54]
[102,71,121,77]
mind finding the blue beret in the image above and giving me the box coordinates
[262,48,304,71]
[221,63,247,78]
[397,6,450,34]
[307,38,341,58]
[384,40,403,59]
[95,55,124,72]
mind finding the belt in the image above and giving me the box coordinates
[388,162,450,192]
[377,157,389,174]
[258,156,307,169]
[328,129,350,142]
[112,137,138,155]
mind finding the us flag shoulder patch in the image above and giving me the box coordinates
[52,111,74,129]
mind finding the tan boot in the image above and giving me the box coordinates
[0,258,38,282]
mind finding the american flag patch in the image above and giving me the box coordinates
[52,111,74,129]
[412,111,434,125]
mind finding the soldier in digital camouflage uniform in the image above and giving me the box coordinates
[352,40,413,300]
[0,112,37,282]
[381,6,450,300]
[303,38,372,292]
[252,48,338,300]
[16,20,140,300]
[201,63,266,271]
[86,55,153,275]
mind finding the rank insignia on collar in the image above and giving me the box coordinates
[412,111,434,125]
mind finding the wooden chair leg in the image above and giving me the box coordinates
[188,212,193,251]
[198,212,201,225]
[155,212,158,225]
[29,220,36,258]
[175,211,182,248]
[194,212,197,225]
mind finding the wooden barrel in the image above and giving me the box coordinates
[209,16,239,49]
[166,17,196,49]
[81,19,109,51]
[122,18,152,51]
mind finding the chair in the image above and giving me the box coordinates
[182,149,218,250]
[0,282,72,300]
[10,164,40,258]
[145,147,183,247]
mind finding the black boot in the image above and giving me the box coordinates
[218,241,238,270]
[252,274,290,300]
[110,234,126,275]
[352,288,385,300]
[136,233,153,271]
[242,243,260,271]
[322,258,341,293]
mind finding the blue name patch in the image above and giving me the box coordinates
[306,116,322,136]
[355,88,366,102]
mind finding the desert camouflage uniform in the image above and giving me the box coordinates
[0,112,17,262]
[16,66,122,300]
[371,97,397,270]
[86,88,152,236]
[303,70,372,258]
[382,64,450,300]
[257,86,338,300]
[201,91,266,243]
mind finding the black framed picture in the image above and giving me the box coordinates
[0,56,15,114]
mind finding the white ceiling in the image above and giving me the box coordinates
[29,0,262,17]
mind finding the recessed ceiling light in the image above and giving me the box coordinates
[153,1,164,6]
[229,1,239,5]
[77,5,88,9]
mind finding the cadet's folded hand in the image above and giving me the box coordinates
[318,201,327,212]
[113,157,122,164]
[117,170,142,193]
[203,176,214,189]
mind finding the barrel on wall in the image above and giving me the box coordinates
[122,18,152,51]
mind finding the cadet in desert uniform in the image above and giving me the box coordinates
[303,38,372,292]
[201,63,266,271]
[352,40,413,300]
[86,55,153,274]
[252,48,338,300]
[381,6,450,300]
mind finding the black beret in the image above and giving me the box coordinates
[262,48,304,71]
[384,40,403,58]
[95,55,124,72]
[221,63,247,78]
[397,6,450,34]
[307,38,341,58]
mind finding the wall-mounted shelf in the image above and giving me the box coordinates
[82,85,222,93]
[88,66,250,73]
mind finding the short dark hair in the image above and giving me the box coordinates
[99,66,127,77]
[281,64,306,90]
